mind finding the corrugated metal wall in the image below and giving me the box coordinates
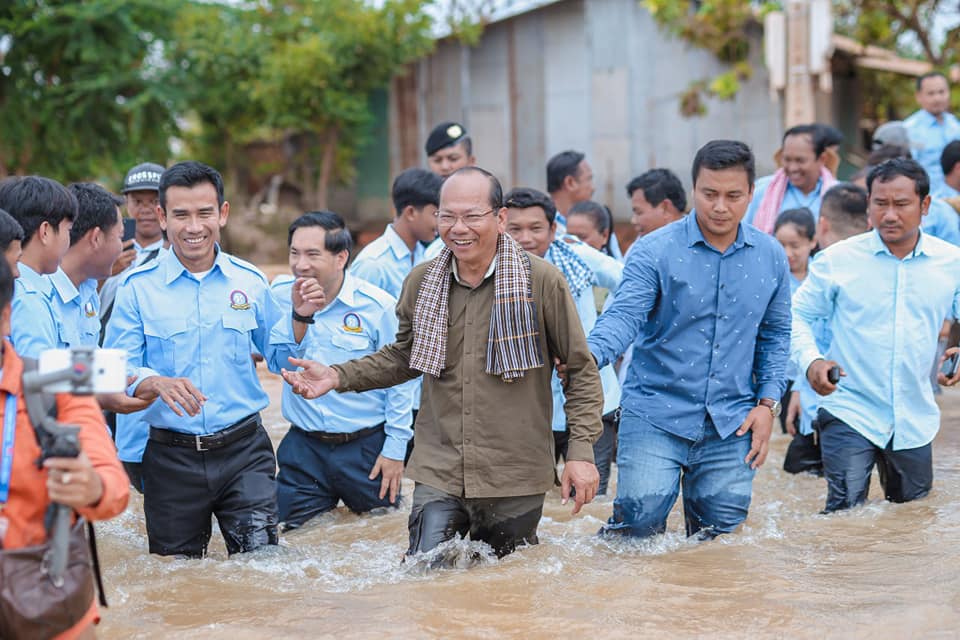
[391,0,784,223]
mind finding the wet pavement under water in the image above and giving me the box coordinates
[96,372,960,639]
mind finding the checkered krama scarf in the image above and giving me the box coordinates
[409,233,544,380]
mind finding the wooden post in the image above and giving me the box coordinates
[785,0,815,127]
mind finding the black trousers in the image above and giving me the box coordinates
[407,484,544,561]
[553,410,619,494]
[142,418,279,557]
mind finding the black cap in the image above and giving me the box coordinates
[425,122,468,156]
[121,162,165,194]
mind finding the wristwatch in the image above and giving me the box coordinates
[292,310,316,325]
[758,398,781,418]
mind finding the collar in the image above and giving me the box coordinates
[452,255,497,284]
[163,245,232,284]
[868,228,927,258]
[49,267,80,304]
[0,339,23,397]
[384,224,414,260]
[331,273,358,308]
[16,262,53,297]
[685,210,753,250]
[787,177,823,198]
[135,238,164,254]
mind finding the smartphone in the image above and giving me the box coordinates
[941,352,960,378]
[38,348,127,394]
[122,218,137,243]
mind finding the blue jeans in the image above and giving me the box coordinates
[602,411,756,538]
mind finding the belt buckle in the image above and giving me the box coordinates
[195,435,208,452]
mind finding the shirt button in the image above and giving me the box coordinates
[464,378,471,384]
[465,408,472,415]
[714,344,720,350]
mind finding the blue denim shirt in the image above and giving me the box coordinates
[588,212,792,440]
[269,273,414,461]
[792,230,960,449]
[105,248,282,434]
[905,109,960,189]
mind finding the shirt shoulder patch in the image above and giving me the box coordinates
[225,254,268,284]
[120,259,160,285]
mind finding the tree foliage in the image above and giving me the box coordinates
[0,0,179,181]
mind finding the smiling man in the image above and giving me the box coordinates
[281,166,603,560]
[792,157,960,512]
[105,161,284,557]
[269,211,414,529]
[589,140,792,540]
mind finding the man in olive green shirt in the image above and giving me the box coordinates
[282,167,602,560]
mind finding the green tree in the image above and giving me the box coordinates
[0,0,179,182]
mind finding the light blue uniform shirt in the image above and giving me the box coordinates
[105,248,282,435]
[424,236,445,260]
[49,269,101,348]
[922,198,960,245]
[935,183,959,200]
[350,223,428,411]
[589,213,792,440]
[269,273,414,461]
[544,238,623,431]
[11,263,59,359]
[744,175,826,227]
[792,230,960,450]
[789,256,831,436]
[905,109,960,190]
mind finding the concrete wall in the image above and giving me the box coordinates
[394,0,785,222]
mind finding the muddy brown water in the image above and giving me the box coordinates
[95,370,960,639]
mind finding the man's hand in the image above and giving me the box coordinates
[554,357,569,389]
[292,277,326,317]
[806,358,844,396]
[109,239,137,277]
[785,390,801,436]
[96,392,151,415]
[281,357,340,399]
[560,459,599,515]
[134,376,206,417]
[45,452,104,509]
[369,455,404,504]
[737,406,774,469]
[938,346,960,387]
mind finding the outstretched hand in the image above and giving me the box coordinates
[281,357,340,399]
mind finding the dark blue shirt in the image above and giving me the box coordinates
[588,212,791,439]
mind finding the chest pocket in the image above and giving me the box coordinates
[143,316,188,373]
[222,312,259,365]
[322,331,374,365]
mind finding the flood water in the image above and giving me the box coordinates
[96,370,960,639]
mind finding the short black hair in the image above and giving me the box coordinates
[820,183,868,235]
[774,207,816,240]
[287,211,353,257]
[0,176,77,248]
[0,209,24,252]
[626,168,687,212]
[916,71,947,91]
[815,124,844,148]
[0,256,13,311]
[392,168,442,216]
[783,124,829,157]
[941,140,960,177]
[867,144,909,166]
[159,161,225,211]
[443,166,504,209]
[546,150,585,193]
[67,183,123,246]
[866,157,930,199]
[504,187,557,224]
[567,200,611,234]
[691,140,755,186]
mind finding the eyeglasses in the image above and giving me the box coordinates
[435,208,496,228]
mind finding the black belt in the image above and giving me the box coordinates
[150,413,261,452]
[292,422,384,445]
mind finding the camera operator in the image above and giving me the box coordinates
[0,257,129,638]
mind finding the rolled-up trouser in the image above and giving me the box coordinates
[407,484,544,559]
[142,417,279,557]
[818,409,933,512]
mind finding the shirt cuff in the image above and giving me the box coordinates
[330,364,351,392]
[755,382,781,403]
[380,433,408,461]
[798,350,825,383]
[564,438,596,465]
[127,367,159,396]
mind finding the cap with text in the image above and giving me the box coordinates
[121,162,165,194]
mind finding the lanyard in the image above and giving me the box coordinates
[0,393,16,504]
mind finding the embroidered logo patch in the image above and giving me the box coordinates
[83,301,97,318]
[342,312,362,333]
[229,290,251,310]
